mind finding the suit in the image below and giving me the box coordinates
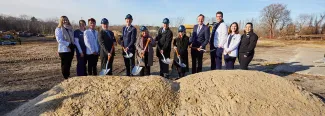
[223,34,241,69]
[98,30,115,75]
[189,24,210,74]
[120,25,137,76]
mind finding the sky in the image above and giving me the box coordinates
[0,0,324,26]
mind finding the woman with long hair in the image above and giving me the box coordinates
[55,16,76,79]
[223,22,241,69]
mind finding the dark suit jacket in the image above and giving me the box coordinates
[155,27,173,58]
[189,24,210,49]
[98,30,115,57]
[120,25,137,53]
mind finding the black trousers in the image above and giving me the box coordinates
[140,52,150,76]
[238,52,254,70]
[100,54,114,75]
[191,49,203,74]
[210,45,216,70]
[59,52,74,79]
[224,55,236,70]
[86,54,99,75]
[175,66,186,78]
[158,57,169,77]
[123,53,135,76]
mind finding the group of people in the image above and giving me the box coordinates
[55,11,258,79]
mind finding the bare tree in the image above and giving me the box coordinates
[260,3,291,38]
[295,14,312,33]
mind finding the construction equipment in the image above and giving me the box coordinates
[132,39,151,75]
[174,48,186,68]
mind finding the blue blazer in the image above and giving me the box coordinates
[189,24,210,49]
[121,25,137,53]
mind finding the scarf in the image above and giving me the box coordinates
[61,25,74,43]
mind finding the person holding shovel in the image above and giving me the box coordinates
[156,18,173,78]
[120,14,137,76]
[189,14,210,74]
[223,22,241,69]
[98,18,115,75]
[172,25,189,78]
[135,26,156,76]
[55,16,76,79]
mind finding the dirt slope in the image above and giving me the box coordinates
[7,71,325,116]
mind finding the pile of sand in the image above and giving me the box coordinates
[7,71,325,116]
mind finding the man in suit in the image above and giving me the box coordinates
[120,14,137,76]
[189,14,210,74]
[98,18,115,75]
[155,18,173,78]
[211,11,228,69]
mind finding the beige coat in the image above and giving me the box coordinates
[135,36,156,66]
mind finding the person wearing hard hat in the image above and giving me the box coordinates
[135,26,156,76]
[172,25,189,78]
[84,18,100,75]
[155,18,173,78]
[74,20,87,76]
[189,14,210,74]
[98,18,115,75]
[120,14,137,76]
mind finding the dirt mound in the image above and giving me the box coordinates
[7,71,325,116]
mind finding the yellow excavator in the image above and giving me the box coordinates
[184,22,216,36]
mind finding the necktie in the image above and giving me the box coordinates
[197,25,201,34]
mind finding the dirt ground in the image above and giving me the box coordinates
[1,37,325,115]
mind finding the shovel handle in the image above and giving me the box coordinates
[141,39,151,58]
[175,48,180,57]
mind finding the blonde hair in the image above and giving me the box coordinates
[57,16,71,28]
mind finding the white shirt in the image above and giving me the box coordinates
[55,28,72,53]
[84,29,99,55]
[213,22,228,48]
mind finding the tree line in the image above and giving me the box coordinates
[0,3,324,39]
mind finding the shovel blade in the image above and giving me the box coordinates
[99,68,110,76]
[161,58,172,64]
[132,66,143,75]
[124,53,134,58]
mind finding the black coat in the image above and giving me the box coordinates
[238,31,258,55]
[98,30,115,69]
[155,27,173,58]
[172,35,189,72]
